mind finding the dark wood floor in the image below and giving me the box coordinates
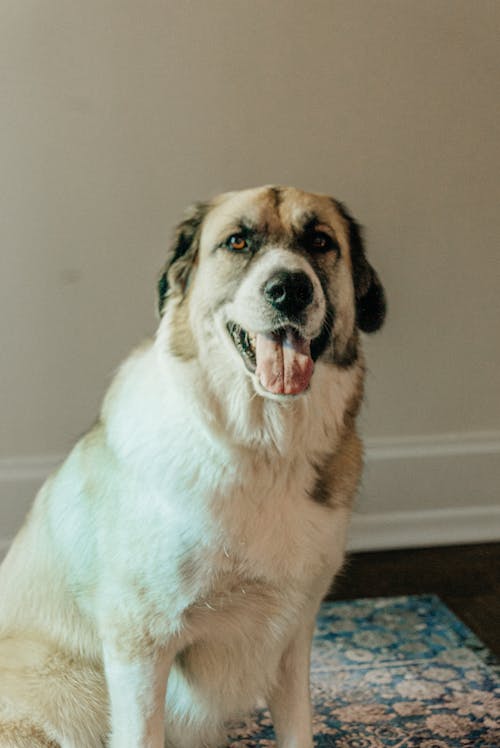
[326,543,500,656]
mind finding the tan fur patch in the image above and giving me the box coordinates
[0,719,59,747]
[104,583,178,661]
[310,426,363,509]
[168,297,197,361]
[342,367,365,428]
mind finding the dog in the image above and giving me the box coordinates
[0,186,385,748]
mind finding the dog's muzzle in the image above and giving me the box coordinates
[227,270,321,397]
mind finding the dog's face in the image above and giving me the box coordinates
[158,186,385,399]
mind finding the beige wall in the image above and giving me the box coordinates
[1,1,499,548]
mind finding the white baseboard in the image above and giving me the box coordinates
[349,430,500,551]
[348,505,500,552]
[0,431,499,557]
[365,430,500,460]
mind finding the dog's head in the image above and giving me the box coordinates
[157,186,385,399]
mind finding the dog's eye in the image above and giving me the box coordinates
[308,232,334,253]
[227,234,248,252]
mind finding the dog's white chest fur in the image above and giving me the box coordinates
[54,343,348,737]
[84,340,345,608]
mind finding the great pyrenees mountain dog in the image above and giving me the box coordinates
[0,186,386,748]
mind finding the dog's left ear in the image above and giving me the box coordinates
[158,201,210,315]
[335,201,387,333]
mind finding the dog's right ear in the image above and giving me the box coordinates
[157,201,210,315]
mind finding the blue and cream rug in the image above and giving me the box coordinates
[228,595,500,747]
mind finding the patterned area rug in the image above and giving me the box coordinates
[227,595,500,747]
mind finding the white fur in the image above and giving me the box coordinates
[0,333,358,747]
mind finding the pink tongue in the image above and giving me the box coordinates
[255,329,314,395]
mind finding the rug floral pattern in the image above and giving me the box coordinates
[227,595,500,747]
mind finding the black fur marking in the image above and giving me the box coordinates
[311,311,359,370]
[355,274,386,333]
[332,200,386,334]
[269,186,284,209]
[158,201,210,314]
[309,471,331,506]
[292,215,340,258]
[332,331,359,368]
[310,302,334,362]
[299,213,320,233]
[309,453,336,506]
[157,273,168,314]
[310,259,359,369]
[292,213,319,246]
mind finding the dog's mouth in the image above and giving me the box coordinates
[227,322,315,396]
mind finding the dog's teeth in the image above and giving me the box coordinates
[228,321,256,367]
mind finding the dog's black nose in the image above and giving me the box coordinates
[264,271,314,316]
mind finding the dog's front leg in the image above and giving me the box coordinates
[103,642,173,748]
[268,619,316,748]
